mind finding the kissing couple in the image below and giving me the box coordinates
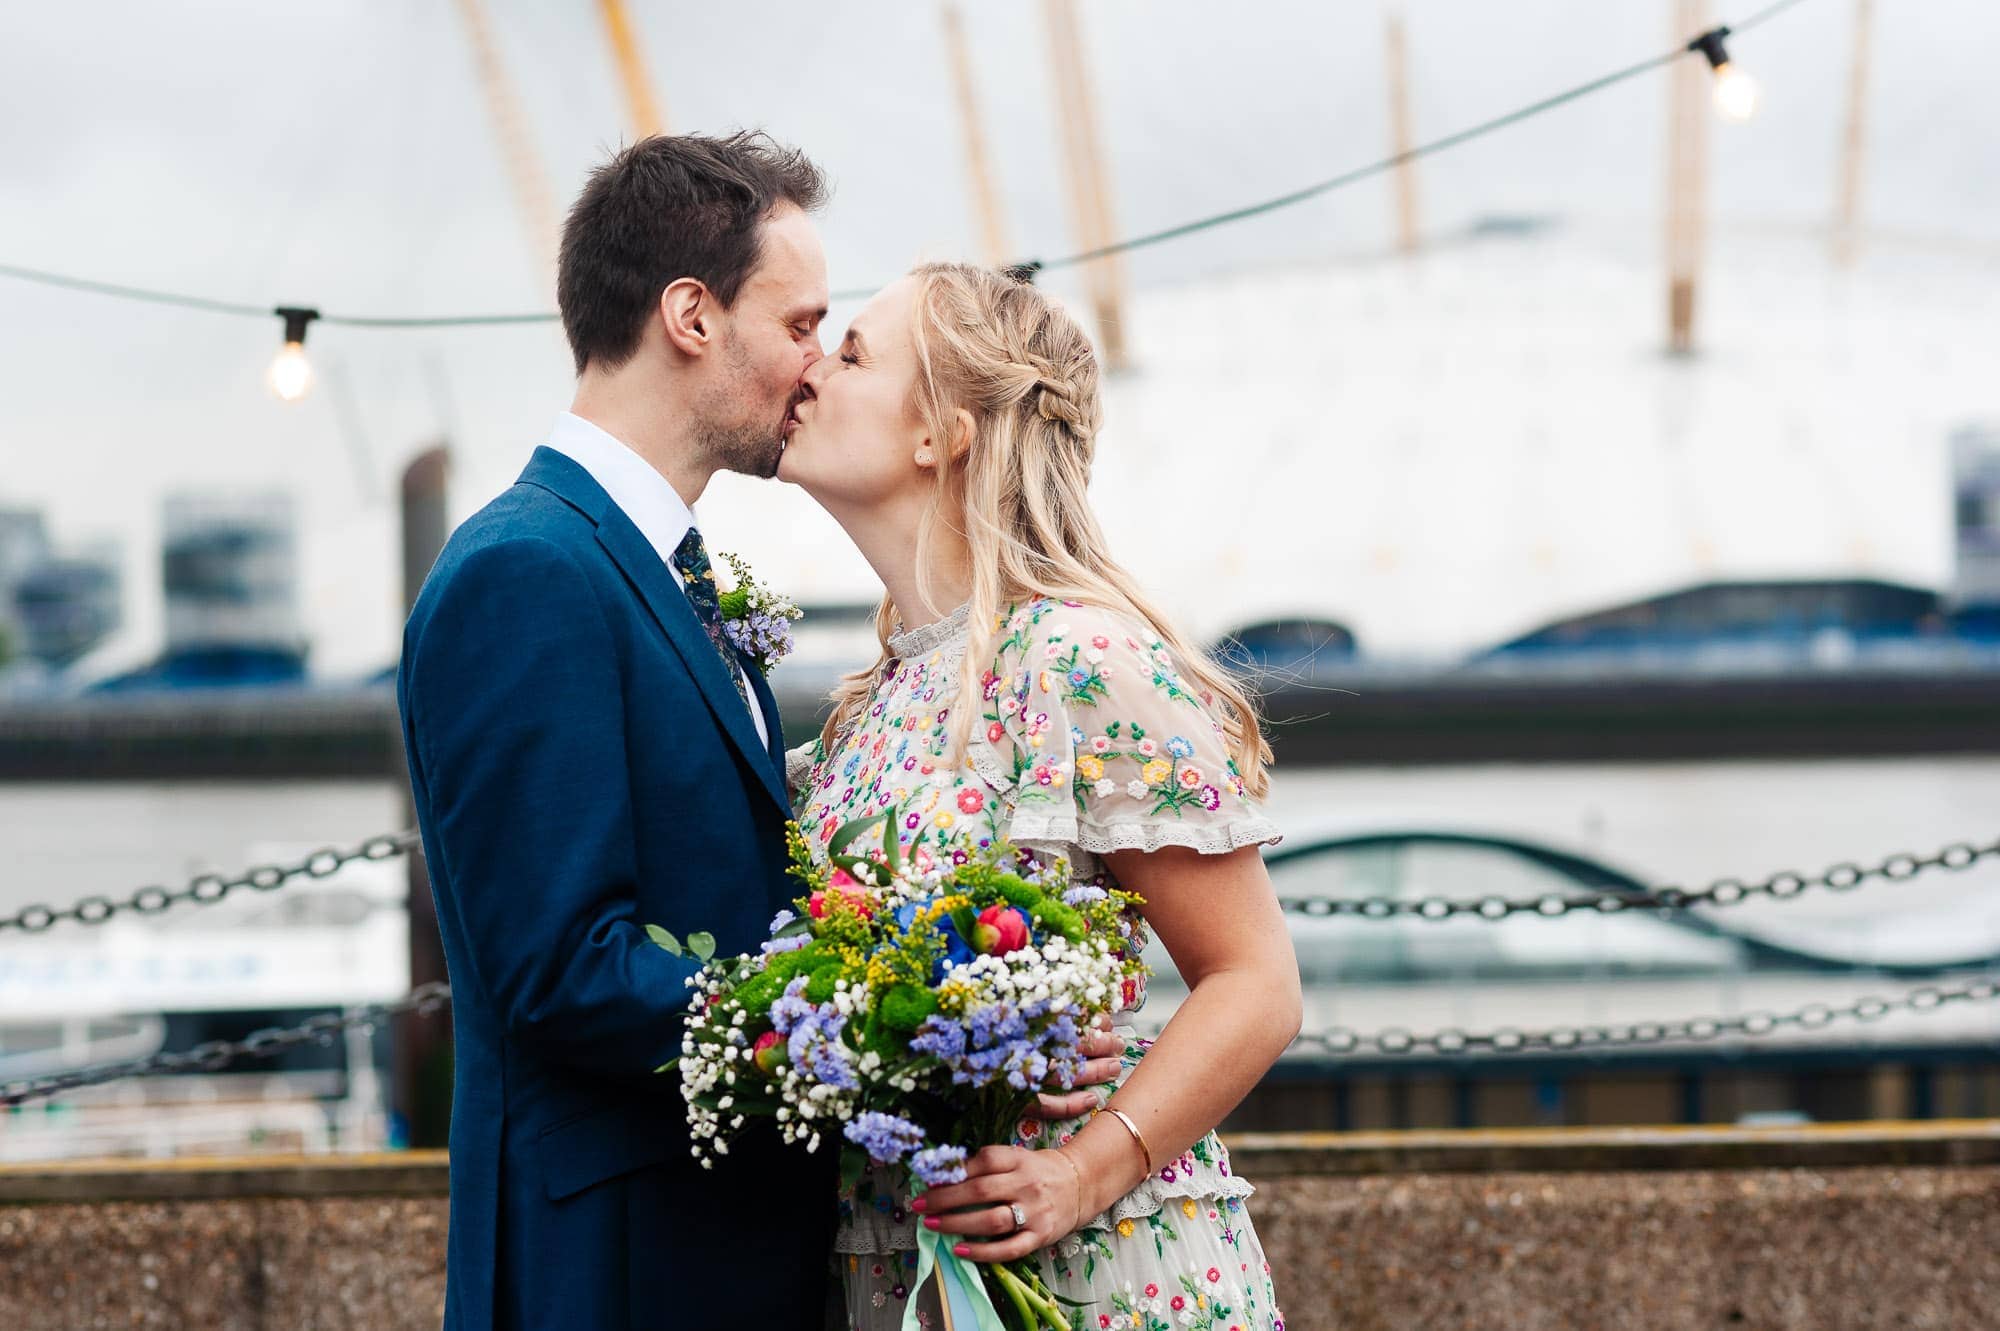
[398,131,1302,1330]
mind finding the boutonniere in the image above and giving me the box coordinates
[714,552,803,675]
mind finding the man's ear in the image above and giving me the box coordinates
[660,278,711,358]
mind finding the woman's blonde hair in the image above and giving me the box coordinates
[820,262,1272,798]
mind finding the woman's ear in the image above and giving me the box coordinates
[916,410,977,471]
[660,278,710,358]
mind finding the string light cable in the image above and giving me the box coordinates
[0,1,1814,397]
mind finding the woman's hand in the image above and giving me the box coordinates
[912,1144,1086,1264]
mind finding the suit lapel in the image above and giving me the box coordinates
[520,448,790,816]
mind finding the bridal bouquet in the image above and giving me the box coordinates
[652,809,1147,1330]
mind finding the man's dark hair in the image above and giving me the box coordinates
[557,131,828,374]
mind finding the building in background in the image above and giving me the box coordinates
[0,507,51,667]
[1951,424,2000,635]
[94,493,306,691]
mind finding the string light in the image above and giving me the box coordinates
[0,3,1812,345]
[266,307,319,403]
[1690,26,1761,122]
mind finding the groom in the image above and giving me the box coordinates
[399,133,1121,1330]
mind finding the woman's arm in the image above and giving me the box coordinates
[914,844,1302,1260]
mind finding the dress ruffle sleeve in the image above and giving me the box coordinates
[969,599,1281,859]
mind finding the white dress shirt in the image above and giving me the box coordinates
[545,412,769,748]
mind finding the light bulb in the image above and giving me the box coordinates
[267,341,313,402]
[1711,62,1759,122]
[266,306,320,403]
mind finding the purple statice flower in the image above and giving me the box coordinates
[909,1016,968,1061]
[769,976,815,1036]
[843,1111,927,1164]
[909,1145,969,1187]
[760,934,810,956]
[770,908,797,933]
[1061,885,1108,906]
[721,603,797,671]
[787,1005,857,1089]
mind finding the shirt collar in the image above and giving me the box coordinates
[546,412,695,568]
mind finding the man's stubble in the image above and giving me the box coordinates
[697,330,788,481]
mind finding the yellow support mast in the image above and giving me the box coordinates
[597,0,668,139]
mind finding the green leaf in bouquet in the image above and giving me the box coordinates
[645,924,683,955]
[653,1057,680,1074]
[828,809,892,859]
[687,931,717,962]
[773,912,814,939]
[879,812,902,877]
[830,853,876,884]
[837,1145,870,1195]
[950,905,980,944]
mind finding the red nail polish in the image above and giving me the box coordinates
[953,1244,970,1257]
[911,1198,927,1213]
[924,1217,941,1230]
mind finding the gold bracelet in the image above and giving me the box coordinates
[1051,1146,1087,1231]
[1101,1106,1153,1176]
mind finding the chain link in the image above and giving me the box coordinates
[10,974,1995,1105]
[0,982,451,1108]
[1279,836,2000,922]
[0,832,421,934]
[1290,976,2000,1059]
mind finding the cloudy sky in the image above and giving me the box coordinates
[2,0,1996,673]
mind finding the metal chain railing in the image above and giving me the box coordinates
[6,975,1996,1107]
[0,831,420,934]
[1290,976,2000,1059]
[0,982,451,1108]
[6,831,1997,936]
[1278,836,2000,922]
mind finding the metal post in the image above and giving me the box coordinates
[1665,0,1710,355]
[941,2,1013,268]
[1385,7,1421,255]
[394,444,453,1149]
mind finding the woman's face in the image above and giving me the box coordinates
[778,276,934,510]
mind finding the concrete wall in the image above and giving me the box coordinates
[2,1122,1996,1330]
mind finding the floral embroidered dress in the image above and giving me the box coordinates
[788,597,1288,1331]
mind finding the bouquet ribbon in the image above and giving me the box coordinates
[907,1198,1008,1331]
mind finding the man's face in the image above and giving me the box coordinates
[700,204,829,479]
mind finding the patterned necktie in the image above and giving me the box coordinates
[670,527,752,708]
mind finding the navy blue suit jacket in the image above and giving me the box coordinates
[398,447,835,1330]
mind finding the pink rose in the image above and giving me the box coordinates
[751,1030,788,1077]
[970,904,1031,956]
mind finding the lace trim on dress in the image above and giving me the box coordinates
[965,739,1014,795]
[1005,811,1285,857]
[784,741,820,800]
[886,602,972,660]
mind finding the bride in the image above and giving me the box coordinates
[780,262,1301,1330]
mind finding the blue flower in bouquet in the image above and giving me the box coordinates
[1061,884,1108,906]
[772,976,859,1090]
[843,1111,927,1165]
[910,1145,969,1186]
[909,1016,968,1061]
[931,914,978,983]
